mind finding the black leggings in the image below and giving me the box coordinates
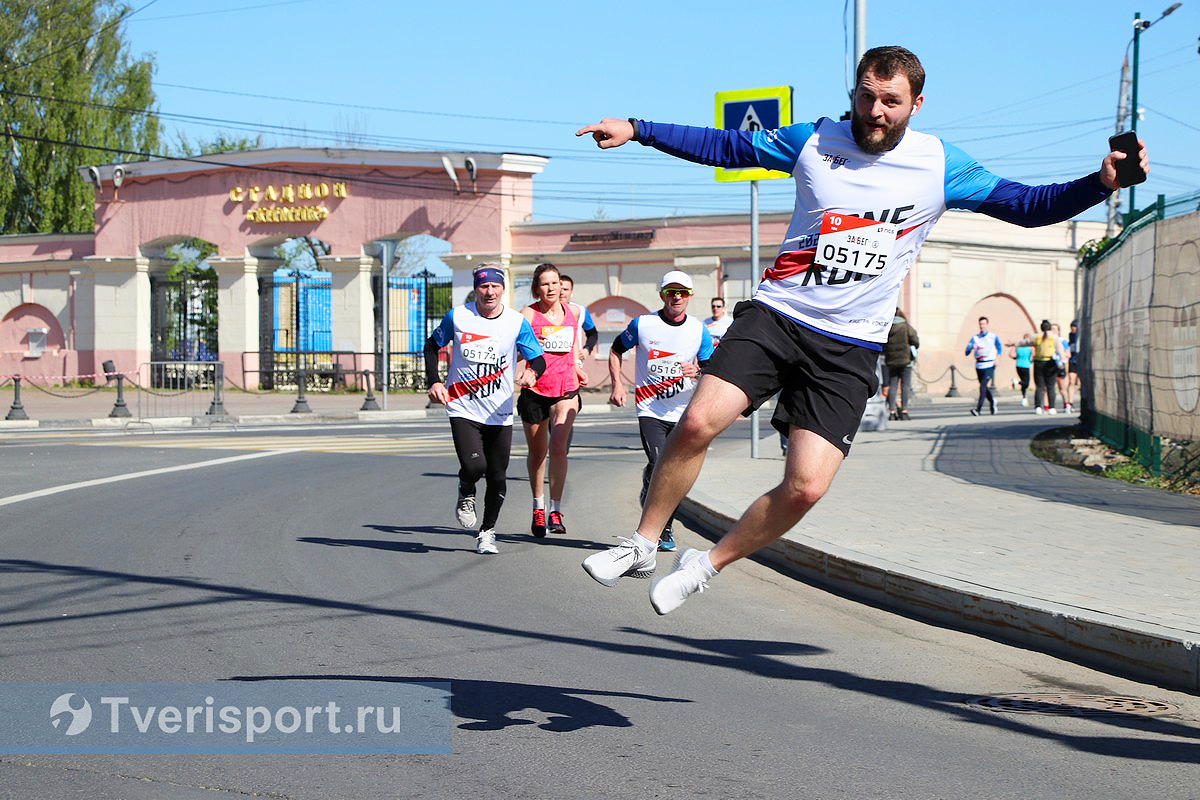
[1033,360,1058,409]
[449,417,512,530]
[638,416,679,530]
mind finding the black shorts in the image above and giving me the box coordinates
[703,301,879,455]
[517,387,579,425]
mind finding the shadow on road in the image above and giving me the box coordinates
[3,557,1199,760]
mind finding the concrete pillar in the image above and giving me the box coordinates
[213,255,261,389]
[324,254,377,375]
[86,255,151,379]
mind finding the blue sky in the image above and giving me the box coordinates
[124,0,1198,227]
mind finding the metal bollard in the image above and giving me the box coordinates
[945,365,960,398]
[109,374,132,417]
[360,369,380,411]
[5,376,29,421]
[206,362,228,415]
[291,367,312,413]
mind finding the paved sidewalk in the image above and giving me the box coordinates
[681,402,1200,693]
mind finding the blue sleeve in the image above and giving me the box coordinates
[635,119,816,173]
[964,335,975,356]
[611,319,639,355]
[582,308,596,332]
[944,140,1113,227]
[430,310,455,347]
[515,318,544,361]
[697,327,715,362]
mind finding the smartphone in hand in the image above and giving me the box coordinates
[1108,130,1147,187]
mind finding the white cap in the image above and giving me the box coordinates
[659,270,694,291]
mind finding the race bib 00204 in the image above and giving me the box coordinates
[813,212,896,275]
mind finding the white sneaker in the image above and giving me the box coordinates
[476,529,498,555]
[582,536,656,587]
[1021,397,1029,407]
[649,548,711,615]
[1048,407,1058,415]
[455,491,477,529]
[1035,406,1045,415]
[1064,403,1073,413]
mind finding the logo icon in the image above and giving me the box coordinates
[842,434,854,446]
[49,693,92,736]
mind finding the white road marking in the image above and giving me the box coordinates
[0,450,297,508]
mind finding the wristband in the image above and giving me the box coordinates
[627,118,641,143]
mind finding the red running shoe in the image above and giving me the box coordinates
[531,508,547,538]
[547,510,567,535]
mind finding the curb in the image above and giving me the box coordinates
[678,492,1200,693]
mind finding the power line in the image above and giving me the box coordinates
[0,0,161,75]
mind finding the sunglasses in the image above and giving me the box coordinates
[711,304,724,309]
[662,288,693,298]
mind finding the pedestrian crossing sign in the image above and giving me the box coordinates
[714,86,793,183]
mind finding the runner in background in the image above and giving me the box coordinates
[519,263,589,537]
[425,264,545,555]
[608,271,714,554]
[703,297,733,345]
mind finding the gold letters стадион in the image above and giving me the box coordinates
[228,182,348,224]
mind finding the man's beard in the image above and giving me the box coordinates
[850,109,910,155]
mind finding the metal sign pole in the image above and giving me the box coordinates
[749,179,760,459]
[378,240,396,410]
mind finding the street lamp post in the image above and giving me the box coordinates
[1127,3,1182,217]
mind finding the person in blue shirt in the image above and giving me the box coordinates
[965,316,1004,415]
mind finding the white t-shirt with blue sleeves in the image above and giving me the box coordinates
[748,118,1004,345]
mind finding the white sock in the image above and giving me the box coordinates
[532,497,544,510]
[631,532,657,554]
[697,551,719,578]
[549,499,561,514]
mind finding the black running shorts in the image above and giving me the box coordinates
[703,301,879,456]
[517,387,579,425]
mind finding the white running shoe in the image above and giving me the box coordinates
[476,529,498,555]
[455,491,477,529]
[582,536,656,587]
[649,548,711,616]
[1021,397,1029,407]
[1048,407,1058,415]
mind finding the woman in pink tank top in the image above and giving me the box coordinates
[518,263,589,537]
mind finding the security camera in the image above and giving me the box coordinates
[464,157,477,182]
[112,166,125,188]
[86,166,100,186]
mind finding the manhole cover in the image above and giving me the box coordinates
[965,693,1178,717]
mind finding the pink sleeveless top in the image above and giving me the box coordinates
[527,303,579,398]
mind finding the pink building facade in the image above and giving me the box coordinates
[0,147,1105,394]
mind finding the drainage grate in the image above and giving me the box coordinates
[965,693,1178,717]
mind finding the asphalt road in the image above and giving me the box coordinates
[2,418,1199,799]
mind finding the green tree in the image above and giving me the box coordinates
[0,0,158,234]
[172,130,263,157]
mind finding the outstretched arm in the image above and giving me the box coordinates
[577,118,762,168]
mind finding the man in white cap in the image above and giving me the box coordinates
[606,271,713,554]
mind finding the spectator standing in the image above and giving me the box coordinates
[608,271,714,553]
[965,316,1003,415]
[703,297,734,345]
[883,308,918,420]
[425,264,546,555]
[1032,319,1064,414]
